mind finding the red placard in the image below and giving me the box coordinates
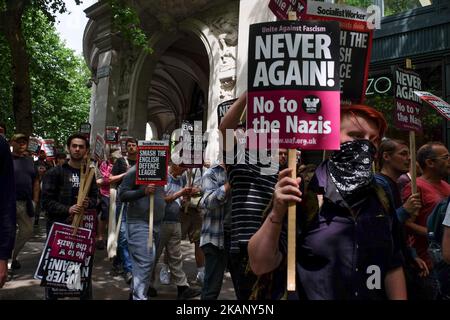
[415,91,450,121]
[105,126,120,144]
[268,0,306,21]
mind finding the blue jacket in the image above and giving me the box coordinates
[0,136,16,260]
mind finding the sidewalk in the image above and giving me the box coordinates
[0,216,236,300]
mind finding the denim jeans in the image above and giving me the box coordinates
[201,243,228,300]
[116,200,132,273]
[127,221,155,300]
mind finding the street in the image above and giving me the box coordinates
[0,216,236,300]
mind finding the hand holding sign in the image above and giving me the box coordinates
[136,140,169,249]
[144,185,156,195]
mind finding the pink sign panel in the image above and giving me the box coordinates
[247,90,340,149]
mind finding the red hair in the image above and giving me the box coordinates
[341,104,387,143]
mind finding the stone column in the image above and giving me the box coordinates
[236,0,275,96]
[85,3,121,146]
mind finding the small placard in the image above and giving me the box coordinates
[136,140,169,186]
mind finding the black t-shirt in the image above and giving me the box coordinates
[13,155,37,201]
[111,157,136,187]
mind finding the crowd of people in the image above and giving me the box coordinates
[2,94,450,301]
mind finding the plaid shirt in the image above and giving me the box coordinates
[199,165,230,249]
[42,163,98,225]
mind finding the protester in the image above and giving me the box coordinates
[55,151,67,166]
[181,168,205,285]
[109,138,137,284]
[150,162,201,300]
[219,93,279,300]
[199,161,231,299]
[119,165,166,300]
[95,147,116,249]
[249,105,407,300]
[10,133,40,271]
[403,141,450,299]
[41,133,98,299]
[375,139,428,298]
[0,135,16,288]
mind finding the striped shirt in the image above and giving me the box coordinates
[227,150,278,252]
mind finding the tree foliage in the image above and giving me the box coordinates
[0,7,90,145]
[109,0,152,54]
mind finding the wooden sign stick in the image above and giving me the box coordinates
[406,59,418,206]
[287,10,297,293]
[184,168,193,214]
[287,148,297,292]
[148,193,154,249]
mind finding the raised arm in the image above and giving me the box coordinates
[218,92,247,152]
[248,168,302,275]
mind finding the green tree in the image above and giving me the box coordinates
[0,7,90,144]
[0,0,150,136]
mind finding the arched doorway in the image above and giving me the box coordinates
[146,31,209,138]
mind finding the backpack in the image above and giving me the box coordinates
[426,196,450,251]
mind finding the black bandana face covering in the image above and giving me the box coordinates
[328,139,376,199]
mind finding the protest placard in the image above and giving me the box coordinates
[94,133,105,160]
[27,137,41,155]
[36,222,94,296]
[79,123,91,140]
[303,1,372,104]
[394,67,422,132]
[119,135,131,155]
[268,0,306,21]
[136,140,169,186]
[180,120,204,167]
[136,140,169,248]
[35,223,91,281]
[414,91,450,121]
[247,20,340,150]
[105,126,120,144]
[217,98,238,125]
[42,139,55,159]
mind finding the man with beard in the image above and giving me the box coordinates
[402,141,450,299]
[249,105,407,299]
[41,133,98,299]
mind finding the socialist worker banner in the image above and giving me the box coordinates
[303,1,373,104]
[247,20,340,150]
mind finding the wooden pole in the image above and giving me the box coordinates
[287,148,297,292]
[287,11,297,293]
[184,168,192,214]
[406,58,418,198]
[148,193,154,249]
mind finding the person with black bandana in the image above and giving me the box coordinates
[248,105,407,300]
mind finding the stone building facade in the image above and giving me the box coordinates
[83,0,275,161]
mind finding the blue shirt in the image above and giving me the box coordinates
[199,165,230,249]
[163,173,186,223]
